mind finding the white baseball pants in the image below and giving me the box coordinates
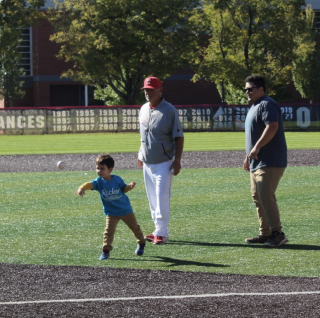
[143,159,173,237]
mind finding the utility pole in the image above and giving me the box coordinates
[221,80,225,104]
[4,72,9,107]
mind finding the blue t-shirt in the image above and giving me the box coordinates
[91,175,133,216]
[245,95,287,171]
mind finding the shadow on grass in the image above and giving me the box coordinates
[149,256,230,268]
[111,256,229,268]
[169,240,320,251]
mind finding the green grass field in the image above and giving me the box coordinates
[0,131,320,155]
[0,132,319,277]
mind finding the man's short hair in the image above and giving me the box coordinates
[245,75,266,92]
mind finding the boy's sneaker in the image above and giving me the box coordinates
[99,251,110,260]
[245,234,270,244]
[265,231,288,247]
[135,242,146,256]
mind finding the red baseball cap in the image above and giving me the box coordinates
[141,77,162,90]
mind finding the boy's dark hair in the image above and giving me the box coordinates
[96,154,114,169]
[245,75,266,92]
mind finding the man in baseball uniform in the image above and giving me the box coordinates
[138,76,184,244]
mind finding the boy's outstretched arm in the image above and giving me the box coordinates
[76,182,93,197]
[123,181,136,193]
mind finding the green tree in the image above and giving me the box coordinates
[192,0,318,104]
[49,0,200,105]
[292,5,320,103]
[0,0,45,105]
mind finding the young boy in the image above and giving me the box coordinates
[76,154,146,260]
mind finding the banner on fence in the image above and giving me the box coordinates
[0,104,319,135]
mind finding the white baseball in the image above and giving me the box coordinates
[170,168,175,174]
[57,161,66,169]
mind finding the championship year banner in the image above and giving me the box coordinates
[0,104,319,135]
[176,105,249,131]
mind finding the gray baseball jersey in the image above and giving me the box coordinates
[138,98,184,164]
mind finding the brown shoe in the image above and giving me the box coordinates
[245,235,270,244]
[265,231,288,247]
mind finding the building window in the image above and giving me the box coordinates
[315,12,320,33]
[18,27,32,76]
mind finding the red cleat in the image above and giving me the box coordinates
[145,234,154,242]
[152,236,169,244]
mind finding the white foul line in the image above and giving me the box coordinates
[1,291,320,306]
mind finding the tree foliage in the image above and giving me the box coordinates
[49,0,201,105]
[292,5,320,103]
[0,0,45,104]
[192,0,319,104]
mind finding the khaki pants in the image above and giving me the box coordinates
[102,212,145,252]
[250,167,286,236]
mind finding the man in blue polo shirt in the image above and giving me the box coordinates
[243,75,288,247]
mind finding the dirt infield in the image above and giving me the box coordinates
[1,263,320,317]
[1,149,319,173]
[1,150,320,317]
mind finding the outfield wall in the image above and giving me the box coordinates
[0,104,319,135]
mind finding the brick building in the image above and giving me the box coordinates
[1,0,320,108]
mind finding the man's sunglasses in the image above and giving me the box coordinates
[243,86,259,93]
